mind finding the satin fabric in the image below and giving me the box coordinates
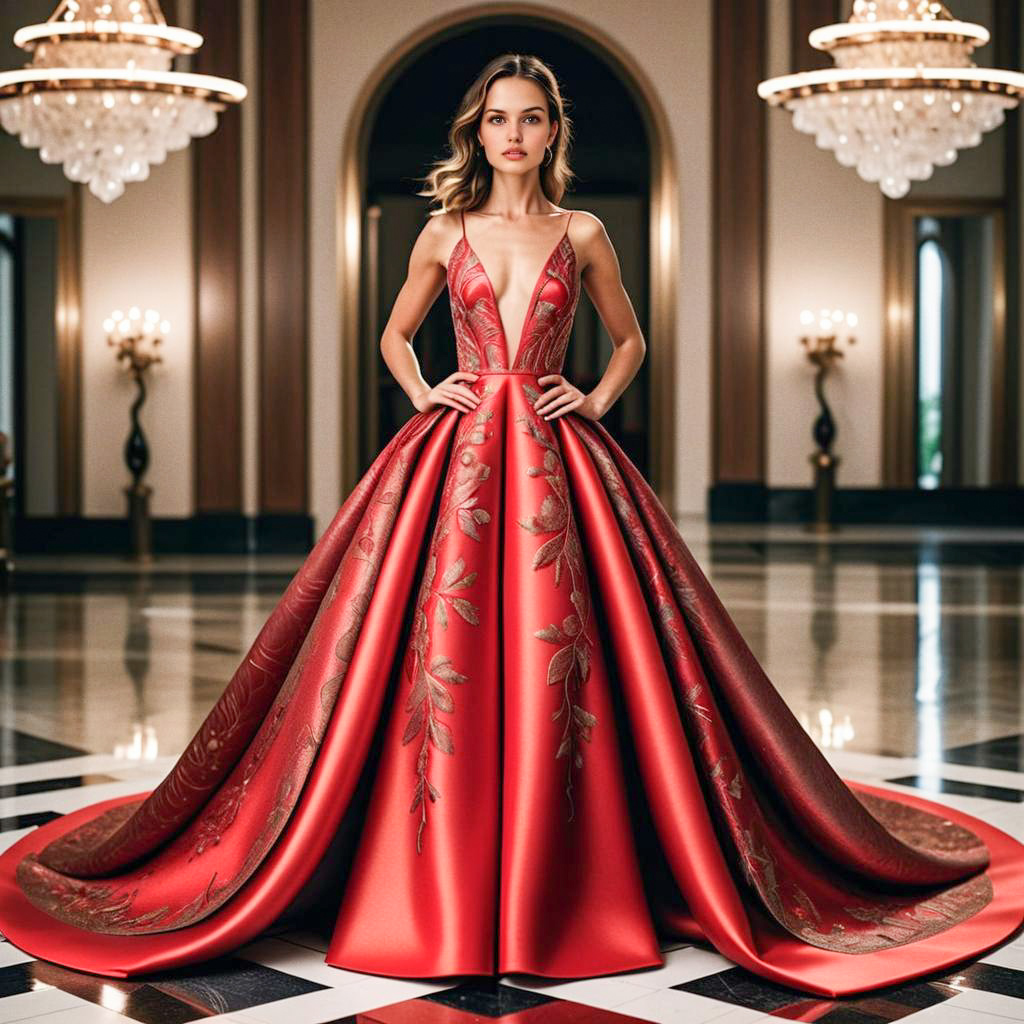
[1,212,1022,997]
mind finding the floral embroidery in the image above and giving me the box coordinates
[24,413,432,884]
[17,417,438,934]
[567,414,994,954]
[447,230,578,375]
[731,808,993,954]
[403,401,494,852]
[173,447,411,871]
[567,421,687,662]
[516,384,597,821]
[513,238,579,373]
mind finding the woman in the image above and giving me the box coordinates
[0,53,1022,999]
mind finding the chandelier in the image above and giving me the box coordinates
[757,0,1024,199]
[0,0,247,203]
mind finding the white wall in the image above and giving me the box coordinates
[766,0,884,487]
[80,1,196,517]
[80,151,194,517]
[3,1,224,520]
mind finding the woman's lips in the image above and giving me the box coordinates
[503,150,526,159]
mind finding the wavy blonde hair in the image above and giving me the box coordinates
[418,53,575,214]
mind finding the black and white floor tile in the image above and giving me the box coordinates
[1,731,1022,1024]
[3,530,1023,1023]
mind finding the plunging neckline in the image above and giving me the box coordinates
[452,213,575,370]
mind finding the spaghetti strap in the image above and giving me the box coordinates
[562,210,573,238]
[460,208,466,239]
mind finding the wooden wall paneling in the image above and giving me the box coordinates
[713,0,767,483]
[996,0,1020,484]
[258,0,309,514]
[791,0,841,73]
[0,194,82,518]
[193,0,243,513]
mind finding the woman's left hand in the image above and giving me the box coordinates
[534,374,602,422]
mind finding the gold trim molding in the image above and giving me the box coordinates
[337,2,680,514]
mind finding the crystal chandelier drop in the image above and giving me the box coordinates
[757,0,1024,199]
[0,0,247,203]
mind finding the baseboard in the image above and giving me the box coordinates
[13,513,314,555]
[709,484,1024,526]
[707,483,770,522]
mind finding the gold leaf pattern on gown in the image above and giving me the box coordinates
[511,239,578,373]
[447,230,578,374]
[566,421,687,661]
[403,401,494,852]
[516,384,597,821]
[20,415,426,885]
[15,421,428,933]
[567,414,994,954]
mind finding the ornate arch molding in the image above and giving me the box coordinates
[337,1,679,512]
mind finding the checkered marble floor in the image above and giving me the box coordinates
[1,733,1022,1024]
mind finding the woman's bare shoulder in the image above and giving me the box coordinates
[565,209,609,269]
[419,209,464,269]
[566,208,605,235]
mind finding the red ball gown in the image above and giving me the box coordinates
[1,210,1023,998]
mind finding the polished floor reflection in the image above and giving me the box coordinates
[4,522,1020,766]
[0,521,1022,1023]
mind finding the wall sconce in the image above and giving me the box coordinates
[105,306,167,562]
[799,308,857,531]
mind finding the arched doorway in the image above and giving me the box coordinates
[338,4,678,511]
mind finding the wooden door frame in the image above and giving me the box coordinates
[883,197,1009,487]
[0,189,83,517]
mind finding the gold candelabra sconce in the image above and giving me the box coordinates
[105,307,168,563]
[799,308,857,532]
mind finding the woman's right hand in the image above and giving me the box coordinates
[411,371,482,414]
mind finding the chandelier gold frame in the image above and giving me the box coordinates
[0,0,246,107]
[759,68,1024,106]
[759,4,1024,105]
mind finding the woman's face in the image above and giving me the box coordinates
[477,76,557,174]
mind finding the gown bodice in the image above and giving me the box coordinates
[447,210,580,376]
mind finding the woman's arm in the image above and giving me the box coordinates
[578,212,647,417]
[535,211,647,422]
[379,214,482,415]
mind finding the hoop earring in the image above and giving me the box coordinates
[543,144,553,166]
